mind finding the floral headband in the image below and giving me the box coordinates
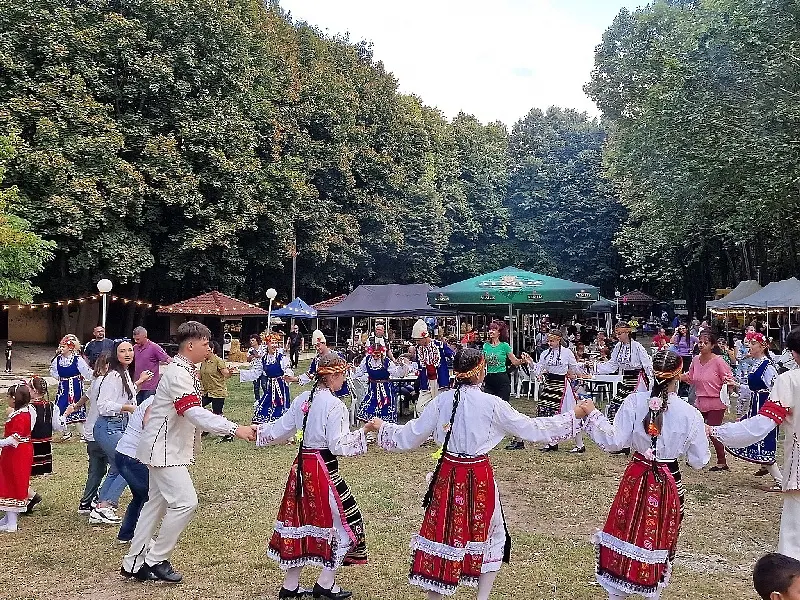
[59,335,78,350]
[316,362,349,377]
[455,356,486,381]
[745,332,768,346]
[367,345,386,356]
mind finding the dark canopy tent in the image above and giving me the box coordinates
[317,284,456,318]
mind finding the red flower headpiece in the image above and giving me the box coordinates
[367,345,386,356]
[746,331,768,346]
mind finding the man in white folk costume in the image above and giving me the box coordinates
[708,327,800,560]
[121,321,256,583]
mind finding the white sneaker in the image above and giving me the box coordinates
[89,506,121,525]
[61,430,73,441]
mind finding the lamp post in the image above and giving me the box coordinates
[266,288,277,336]
[615,289,621,322]
[97,279,113,329]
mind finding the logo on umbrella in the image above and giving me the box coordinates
[479,275,544,290]
[435,293,450,303]
[481,292,496,301]
[527,293,543,300]
[575,291,593,300]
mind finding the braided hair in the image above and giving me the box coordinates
[7,384,32,411]
[422,347,484,508]
[642,349,682,457]
[295,351,348,498]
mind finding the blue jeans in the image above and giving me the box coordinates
[115,451,149,541]
[136,389,156,406]
[94,415,129,505]
[80,441,108,508]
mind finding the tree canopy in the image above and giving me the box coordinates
[0,0,623,319]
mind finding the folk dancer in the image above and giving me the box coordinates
[294,331,358,422]
[253,351,379,600]
[368,348,593,599]
[0,384,36,532]
[27,376,64,513]
[239,333,293,424]
[121,321,255,583]
[720,331,783,489]
[595,322,653,421]
[49,334,92,438]
[708,328,800,559]
[246,333,267,404]
[353,344,410,423]
[527,329,580,452]
[411,319,454,414]
[582,349,710,600]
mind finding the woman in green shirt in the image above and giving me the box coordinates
[483,320,528,398]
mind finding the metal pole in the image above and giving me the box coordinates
[101,293,107,329]
[290,249,297,329]
[335,317,339,345]
[267,299,274,335]
[508,303,514,354]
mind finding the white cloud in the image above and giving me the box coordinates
[280,0,644,125]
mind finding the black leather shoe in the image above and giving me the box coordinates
[312,583,352,599]
[120,567,135,578]
[133,565,159,581]
[25,493,42,515]
[610,448,630,456]
[148,560,183,583]
[279,587,309,598]
[540,444,558,452]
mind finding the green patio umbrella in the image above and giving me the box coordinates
[428,267,599,309]
[428,267,600,352]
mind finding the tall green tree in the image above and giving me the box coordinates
[0,135,55,302]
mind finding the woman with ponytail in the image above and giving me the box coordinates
[0,384,36,532]
[582,349,710,600]
[252,351,380,600]
[368,347,594,600]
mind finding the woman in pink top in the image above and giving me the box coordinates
[682,331,733,471]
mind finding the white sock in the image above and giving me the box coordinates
[769,462,784,486]
[477,571,498,600]
[282,567,301,590]
[574,432,584,449]
[316,568,336,590]
[4,512,18,532]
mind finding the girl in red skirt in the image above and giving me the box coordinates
[582,349,711,599]
[253,351,380,600]
[0,384,36,532]
[369,347,594,599]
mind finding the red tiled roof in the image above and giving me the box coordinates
[312,294,347,310]
[156,291,269,317]
[620,289,660,304]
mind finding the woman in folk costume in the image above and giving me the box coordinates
[295,330,354,403]
[525,329,580,452]
[26,376,65,514]
[708,328,800,558]
[49,334,92,434]
[595,322,653,422]
[722,331,783,488]
[412,319,454,414]
[239,333,293,424]
[253,351,379,600]
[582,349,710,600]
[0,384,36,532]
[353,343,408,423]
[368,347,594,600]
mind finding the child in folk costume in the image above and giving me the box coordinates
[49,334,92,436]
[527,329,581,452]
[722,331,783,489]
[239,333,293,424]
[411,319,454,414]
[582,349,710,600]
[253,351,379,600]
[26,376,64,513]
[594,322,653,422]
[0,384,36,532]
[353,343,409,423]
[368,347,594,600]
[708,328,800,557]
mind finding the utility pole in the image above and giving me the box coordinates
[290,236,298,329]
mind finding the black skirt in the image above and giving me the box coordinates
[31,439,53,476]
[483,371,511,402]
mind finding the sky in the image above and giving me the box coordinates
[280,0,645,126]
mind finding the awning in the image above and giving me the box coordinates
[707,280,762,309]
[271,297,317,318]
[317,284,456,317]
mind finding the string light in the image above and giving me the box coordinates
[3,294,272,312]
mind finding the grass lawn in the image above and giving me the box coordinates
[1,359,779,599]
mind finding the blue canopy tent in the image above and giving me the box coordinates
[271,297,318,319]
